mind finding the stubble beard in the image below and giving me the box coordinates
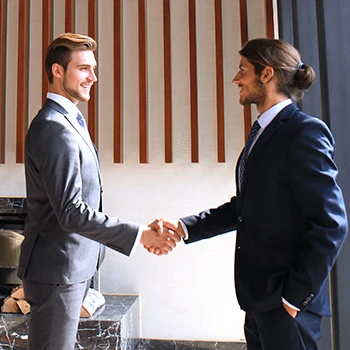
[63,76,90,103]
[239,77,266,107]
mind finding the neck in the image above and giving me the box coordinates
[48,85,79,105]
[256,94,289,115]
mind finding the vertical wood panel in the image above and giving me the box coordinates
[214,0,225,162]
[239,0,252,139]
[265,0,275,38]
[16,0,30,163]
[138,0,147,163]
[188,0,198,163]
[42,0,53,104]
[88,0,98,145]
[163,0,172,163]
[113,0,122,163]
[0,0,7,163]
[65,0,75,33]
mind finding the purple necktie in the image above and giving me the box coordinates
[76,112,87,130]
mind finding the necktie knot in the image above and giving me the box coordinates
[238,120,261,189]
[76,112,86,130]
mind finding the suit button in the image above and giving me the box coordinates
[238,216,243,222]
[303,301,308,306]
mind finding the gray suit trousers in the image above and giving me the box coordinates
[23,278,90,350]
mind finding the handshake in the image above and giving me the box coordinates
[140,218,185,256]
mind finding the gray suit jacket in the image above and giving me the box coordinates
[18,98,139,284]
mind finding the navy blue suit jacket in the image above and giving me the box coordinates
[181,104,348,315]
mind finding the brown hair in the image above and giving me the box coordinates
[239,38,315,101]
[45,33,97,84]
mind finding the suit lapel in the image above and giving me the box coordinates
[44,99,103,187]
[237,104,299,198]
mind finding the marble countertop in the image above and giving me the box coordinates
[0,198,26,215]
[0,293,140,349]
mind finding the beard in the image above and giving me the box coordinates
[62,76,90,103]
[239,77,266,107]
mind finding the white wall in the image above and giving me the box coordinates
[1,0,266,342]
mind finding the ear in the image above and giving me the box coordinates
[260,66,274,84]
[51,63,64,80]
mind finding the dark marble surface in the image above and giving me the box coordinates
[132,340,247,350]
[0,294,140,350]
[0,197,26,232]
[0,198,26,215]
[77,294,140,350]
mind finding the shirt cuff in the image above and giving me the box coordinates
[282,297,300,311]
[179,220,189,240]
[129,225,145,256]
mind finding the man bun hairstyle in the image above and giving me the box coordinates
[45,33,97,84]
[239,38,316,101]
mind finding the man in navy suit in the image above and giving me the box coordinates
[154,38,348,349]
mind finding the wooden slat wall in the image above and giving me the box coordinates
[265,0,276,38]
[214,0,225,163]
[65,0,75,33]
[42,0,53,104]
[88,0,98,145]
[3,0,273,165]
[163,0,172,163]
[138,0,147,163]
[113,0,122,163]
[16,0,30,163]
[188,0,199,163]
[239,0,252,140]
[0,0,7,163]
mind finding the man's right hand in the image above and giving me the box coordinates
[140,224,181,256]
[145,218,185,256]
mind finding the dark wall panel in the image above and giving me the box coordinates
[322,1,350,349]
[278,0,350,349]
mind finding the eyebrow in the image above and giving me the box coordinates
[78,63,97,69]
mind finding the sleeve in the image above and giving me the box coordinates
[26,115,140,256]
[180,196,238,244]
[282,118,348,309]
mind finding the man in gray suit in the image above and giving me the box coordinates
[18,33,179,350]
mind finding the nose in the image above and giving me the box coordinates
[89,69,97,83]
[232,73,239,85]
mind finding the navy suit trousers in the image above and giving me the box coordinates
[244,305,322,350]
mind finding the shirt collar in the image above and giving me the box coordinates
[47,92,82,118]
[257,99,292,129]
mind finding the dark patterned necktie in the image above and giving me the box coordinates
[238,120,261,189]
